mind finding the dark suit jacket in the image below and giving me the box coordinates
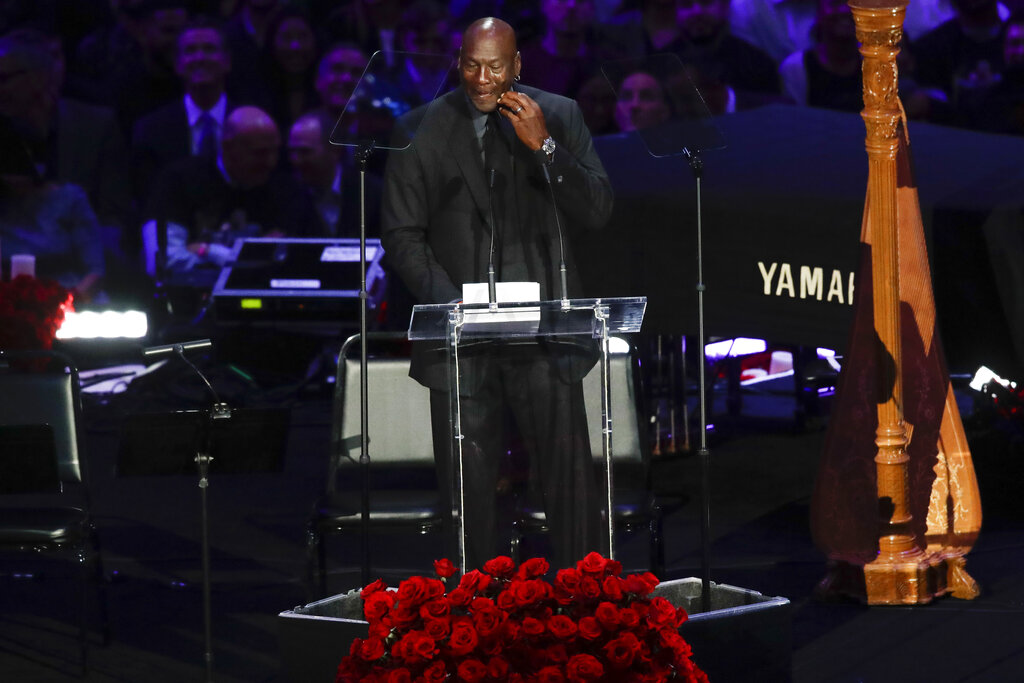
[53,98,132,229]
[131,98,191,204]
[380,85,614,391]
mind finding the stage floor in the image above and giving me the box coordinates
[1,369,1021,682]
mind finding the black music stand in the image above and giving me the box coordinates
[115,346,288,682]
[328,49,454,587]
[602,55,726,611]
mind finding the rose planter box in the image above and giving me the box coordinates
[278,578,791,681]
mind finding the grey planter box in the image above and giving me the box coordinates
[279,578,791,682]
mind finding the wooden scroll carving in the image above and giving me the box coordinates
[809,0,982,605]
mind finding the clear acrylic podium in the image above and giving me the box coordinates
[409,296,647,572]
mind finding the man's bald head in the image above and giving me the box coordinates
[222,106,281,189]
[459,17,520,113]
[288,111,338,190]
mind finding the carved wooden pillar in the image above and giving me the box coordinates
[851,0,948,605]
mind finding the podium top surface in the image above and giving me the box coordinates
[408,297,647,341]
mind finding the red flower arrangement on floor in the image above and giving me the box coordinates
[337,552,707,683]
[0,275,73,351]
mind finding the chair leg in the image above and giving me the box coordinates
[650,509,665,578]
[306,526,327,600]
[77,545,90,676]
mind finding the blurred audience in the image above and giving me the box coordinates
[263,6,319,129]
[141,106,316,285]
[5,0,1020,315]
[778,0,861,111]
[106,0,191,135]
[287,111,381,238]
[0,116,106,301]
[966,11,1024,132]
[519,0,600,100]
[912,0,1007,118]
[312,42,369,124]
[132,19,239,205]
[614,69,672,130]
[0,29,132,258]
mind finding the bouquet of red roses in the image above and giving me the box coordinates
[337,552,707,683]
[0,275,73,351]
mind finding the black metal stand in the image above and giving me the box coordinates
[174,346,230,683]
[355,142,375,588]
[685,149,714,614]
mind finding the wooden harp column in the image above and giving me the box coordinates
[851,0,950,604]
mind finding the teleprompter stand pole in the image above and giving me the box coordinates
[685,149,714,615]
[355,141,375,588]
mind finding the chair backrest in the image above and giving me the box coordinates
[0,355,83,486]
[582,341,646,468]
[330,335,434,477]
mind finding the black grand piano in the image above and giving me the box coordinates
[580,104,1024,376]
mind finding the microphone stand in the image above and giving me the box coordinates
[685,147,713,614]
[355,140,375,588]
[151,341,227,683]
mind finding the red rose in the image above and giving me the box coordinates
[516,557,550,580]
[499,617,521,642]
[433,558,457,578]
[537,665,566,683]
[602,632,641,669]
[645,597,677,629]
[618,606,640,629]
[472,604,504,638]
[420,597,451,620]
[577,552,608,576]
[394,630,437,663]
[622,574,653,596]
[495,589,517,611]
[521,616,545,638]
[566,653,604,682]
[447,621,479,656]
[577,616,602,640]
[579,576,602,599]
[601,575,624,602]
[368,622,391,640]
[336,656,364,683]
[364,590,396,621]
[389,603,419,630]
[396,576,431,607]
[479,635,504,657]
[510,579,550,607]
[361,578,389,598]
[358,637,387,661]
[547,614,578,640]
[544,643,568,664]
[594,601,620,629]
[605,559,623,577]
[554,568,582,594]
[487,655,510,680]
[386,668,411,683]
[457,658,488,683]
[483,556,516,579]
[422,660,449,683]
[447,587,473,608]
[459,570,493,594]
[423,616,451,641]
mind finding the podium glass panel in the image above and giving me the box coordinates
[409,297,647,572]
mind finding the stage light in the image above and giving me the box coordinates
[56,310,148,339]
[969,366,1016,393]
[817,347,841,372]
[705,337,766,361]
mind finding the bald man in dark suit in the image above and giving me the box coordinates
[381,17,613,570]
